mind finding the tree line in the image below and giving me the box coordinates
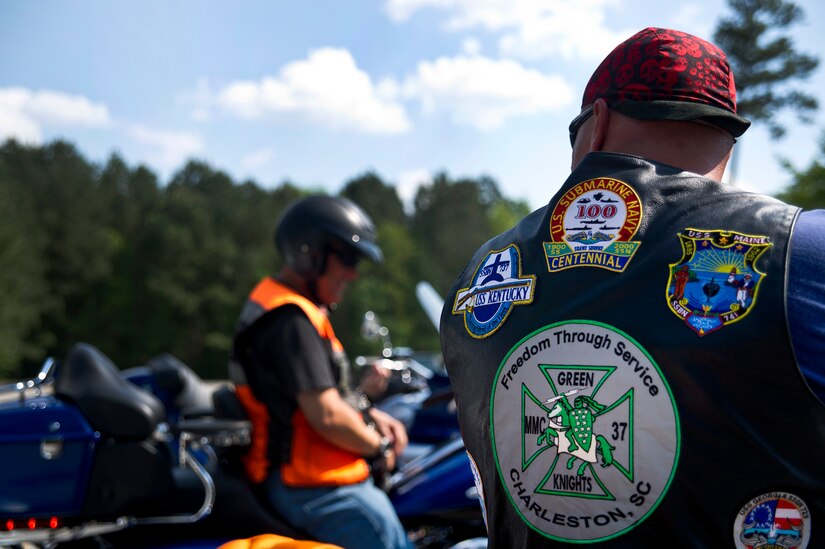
[1,131,822,380]
[0,139,530,379]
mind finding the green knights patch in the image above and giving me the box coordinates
[491,321,680,543]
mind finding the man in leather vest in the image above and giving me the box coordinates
[230,195,411,549]
[440,27,825,547]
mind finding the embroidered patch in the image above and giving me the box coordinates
[666,229,772,336]
[544,178,642,273]
[452,245,535,339]
[466,450,488,529]
[490,321,680,543]
[733,492,811,549]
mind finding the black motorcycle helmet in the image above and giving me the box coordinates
[275,195,383,279]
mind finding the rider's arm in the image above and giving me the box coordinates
[788,209,825,402]
[297,387,385,457]
[246,306,402,459]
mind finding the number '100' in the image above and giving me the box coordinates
[576,204,618,219]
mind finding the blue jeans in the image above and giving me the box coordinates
[265,474,412,549]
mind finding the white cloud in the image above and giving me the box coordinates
[385,0,456,23]
[0,87,111,143]
[217,48,411,135]
[497,6,634,60]
[462,37,482,56]
[398,55,574,130]
[0,105,42,142]
[24,90,111,126]
[395,168,433,212]
[128,125,204,172]
[385,0,634,60]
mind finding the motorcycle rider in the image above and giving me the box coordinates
[229,195,411,549]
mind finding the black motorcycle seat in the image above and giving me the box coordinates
[55,343,166,439]
[146,352,216,414]
[213,384,249,421]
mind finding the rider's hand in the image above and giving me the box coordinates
[367,407,408,456]
[360,363,391,399]
[382,446,397,471]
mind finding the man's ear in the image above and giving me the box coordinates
[589,98,610,152]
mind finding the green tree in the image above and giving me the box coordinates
[333,216,440,358]
[488,194,532,236]
[336,172,440,354]
[0,161,48,377]
[340,172,406,227]
[0,140,119,366]
[411,173,519,297]
[91,156,166,368]
[144,161,247,375]
[142,161,307,377]
[776,133,825,208]
[0,139,532,379]
[714,0,819,140]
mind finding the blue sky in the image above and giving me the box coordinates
[1,0,823,210]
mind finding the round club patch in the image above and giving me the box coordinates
[734,492,811,549]
[544,178,642,273]
[490,320,680,543]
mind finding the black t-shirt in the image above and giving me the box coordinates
[237,304,339,464]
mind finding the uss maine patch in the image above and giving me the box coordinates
[452,245,535,338]
[666,229,771,336]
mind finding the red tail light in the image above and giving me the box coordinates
[2,517,61,531]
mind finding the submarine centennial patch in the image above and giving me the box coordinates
[490,320,680,543]
[666,229,771,336]
[452,245,535,339]
[544,177,642,273]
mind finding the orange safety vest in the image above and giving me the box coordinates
[218,534,343,549]
[230,277,370,487]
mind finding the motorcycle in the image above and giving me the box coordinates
[0,342,485,549]
[355,309,459,447]
[348,284,485,547]
[0,343,251,548]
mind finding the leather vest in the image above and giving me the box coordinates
[230,277,369,487]
[441,153,824,547]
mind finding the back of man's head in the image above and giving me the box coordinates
[580,27,750,139]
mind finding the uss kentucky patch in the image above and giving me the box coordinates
[491,320,680,543]
[452,245,535,339]
[666,229,771,336]
[544,177,642,273]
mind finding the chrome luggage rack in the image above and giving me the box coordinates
[0,358,56,404]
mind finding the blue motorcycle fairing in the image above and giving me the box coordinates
[0,395,98,518]
[390,438,479,519]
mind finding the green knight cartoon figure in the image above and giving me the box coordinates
[537,389,616,476]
